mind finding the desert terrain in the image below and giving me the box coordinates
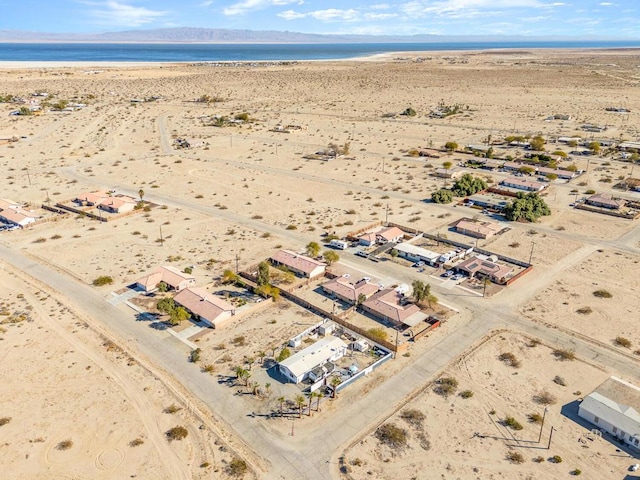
[0,48,639,479]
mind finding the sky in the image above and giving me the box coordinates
[1,0,638,37]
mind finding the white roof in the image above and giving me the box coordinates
[394,242,440,261]
[279,336,347,379]
[580,376,640,437]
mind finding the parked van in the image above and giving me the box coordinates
[329,239,348,250]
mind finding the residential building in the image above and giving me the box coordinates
[74,191,109,206]
[536,166,576,180]
[173,287,236,328]
[322,277,380,304]
[451,218,501,239]
[500,177,546,192]
[136,265,196,292]
[578,376,640,451]
[619,141,640,151]
[433,167,464,179]
[393,243,440,265]
[455,255,513,284]
[502,161,523,172]
[465,194,510,212]
[270,250,326,278]
[0,199,38,227]
[376,226,405,244]
[361,288,428,328]
[98,196,137,214]
[357,232,377,247]
[278,336,348,384]
[585,193,626,210]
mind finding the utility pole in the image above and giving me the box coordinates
[538,407,548,443]
[547,425,555,449]
[25,168,31,185]
[159,225,164,246]
[385,204,389,224]
[45,190,51,207]
[235,254,239,274]
[230,134,233,148]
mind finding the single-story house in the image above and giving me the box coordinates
[536,166,576,180]
[358,232,378,247]
[98,196,137,214]
[376,226,405,244]
[136,265,196,292]
[433,167,464,179]
[173,287,236,328]
[465,194,509,212]
[74,191,109,206]
[0,199,38,227]
[451,218,501,239]
[361,288,428,328]
[480,159,505,170]
[585,193,625,210]
[270,250,327,278]
[502,161,523,172]
[322,277,380,304]
[455,255,513,284]
[501,177,546,192]
[393,243,440,265]
[278,336,347,384]
[618,141,640,151]
[578,376,640,451]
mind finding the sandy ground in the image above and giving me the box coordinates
[343,331,635,480]
[1,49,639,478]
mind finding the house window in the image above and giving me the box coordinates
[634,438,639,446]
[613,427,618,434]
[593,416,599,424]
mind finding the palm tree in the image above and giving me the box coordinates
[246,357,255,370]
[234,366,246,381]
[330,376,341,398]
[138,189,144,202]
[264,382,271,397]
[277,396,286,416]
[307,393,315,416]
[315,392,324,412]
[294,395,306,418]
[257,351,266,364]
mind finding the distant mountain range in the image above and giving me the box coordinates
[0,28,634,44]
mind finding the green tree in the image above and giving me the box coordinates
[357,293,367,307]
[157,297,176,314]
[323,250,339,265]
[411,280,430,305]
[276,347,291,362]
[565,164,578,172]
[530,135,545,151]
[546,173,558,181]
[169,306,190,325]
[277,396,286,416]
[588,141,601,154]
[426,294,438,308]
[504,192,551,222]
[444,141,458,152]
[294,394,306,418]
[157,281,168,293]
[306,241,321,257]
[367,327,388,343]
[442,161,453,170]
[257,261,270,286]
[519,166,535,175]
[431,189,453,204]
[221,269,239,284]
[19,106,33,116]
[138,189,144,202]
[330,376,341,398]
[451,174,487,197]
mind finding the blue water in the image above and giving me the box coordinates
[0,41,638,62]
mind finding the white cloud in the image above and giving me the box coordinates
[398,0,569,18]
[278,9,307,19]
[599,2,613,5]
[87,1,167,26]
[370,3,391,9]
[278,8,360,22]
[223,0,302,16]
[200,0,215,6]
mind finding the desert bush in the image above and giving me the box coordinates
[615,336,632,348]
[92,275,113,286]
[400,409,425,428]
[434,376,458,397]
[375,423,408,450]
[593,289,612,298]
[56,439,73,450]
[533,455,545,463]
[189,348,201,363]
[528,412,543,424]
[533,390,557,405]
[553,375,566,386]
[552,349,576,361]
[232,336,246,347]
[572,469,582,476]
[202,364,215,374]
[503,416,524,431]
[576,306,592,315]
[506,451,525,464]
[164,404,182,414]
[460,390,474,399]
[0,417,11,426]
[549,455,563,463]
[226,457,248,477]
[129,438,144,447]
[166,426,188,442]
[498,352,521,368]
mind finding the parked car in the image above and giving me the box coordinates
[412,261,425,268]
[452,274,464,281]
[442,270,454,278]
[355,250,368,258]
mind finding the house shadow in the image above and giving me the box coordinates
[266,364,289,383]
[561,400,640,459]
[149,321,170,331]
[135,311,159,322]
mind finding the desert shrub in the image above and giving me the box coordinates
[434,376,458,397]
[533,390,557,405]
[615,336,632,348]
[129,438,144,447]
[528,338,541,347]
[375,423,408,450]
[552,349,575,361]
[166,426,188,442]
[460,390,474,399]
[533,455,545,463]
[592,289,612,298]
[200,462,210,468]
[367,327,388,343]
[92,275,113,286]
[226,457,248,477]
[202,364,215,374]
[576,306,592,315]
[56,439,73,450]
[503,416,524,431]
[528,413,543,424]
[232,336,246,347]
[498,352,521,368]
[189,348,201,363]
[0,417,11,426]
[276,347,291,362]
[553,375,566,386]
[400,409,425,428]
[508,242,520,248]
[506,451,525,464]
[164,404,182,414]
[549,455,563,463]
[572,469,582,476]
